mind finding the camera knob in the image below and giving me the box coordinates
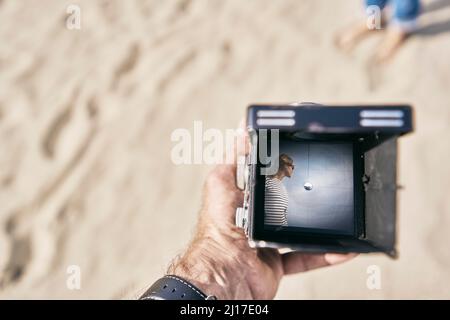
[236,155,248,190]
[235,207,247,229]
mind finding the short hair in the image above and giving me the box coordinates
[271,153,293,176]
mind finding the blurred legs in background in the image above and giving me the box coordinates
[335,0,420,63]
[376,0,420,62]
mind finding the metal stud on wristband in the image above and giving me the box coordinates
[139,275,217,300]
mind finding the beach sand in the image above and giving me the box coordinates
[0,0,449,299]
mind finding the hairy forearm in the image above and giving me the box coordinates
[167,229,256,299]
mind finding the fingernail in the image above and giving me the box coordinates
[325,253,358,264]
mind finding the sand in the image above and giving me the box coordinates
[0,0,449,299]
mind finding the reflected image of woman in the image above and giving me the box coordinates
[264,154,295,227]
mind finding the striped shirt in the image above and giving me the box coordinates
[264,176,288,226]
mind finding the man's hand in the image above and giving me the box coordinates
[168,125,356,299]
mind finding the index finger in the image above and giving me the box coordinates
[282,252,358,275]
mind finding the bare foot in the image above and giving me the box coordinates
[334,21,376,53]
[372,27,408,64]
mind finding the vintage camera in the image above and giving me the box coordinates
[235,103,413,257]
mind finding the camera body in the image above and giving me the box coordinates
[235,103,413,257]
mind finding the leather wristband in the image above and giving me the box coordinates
[139,275,217,300]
